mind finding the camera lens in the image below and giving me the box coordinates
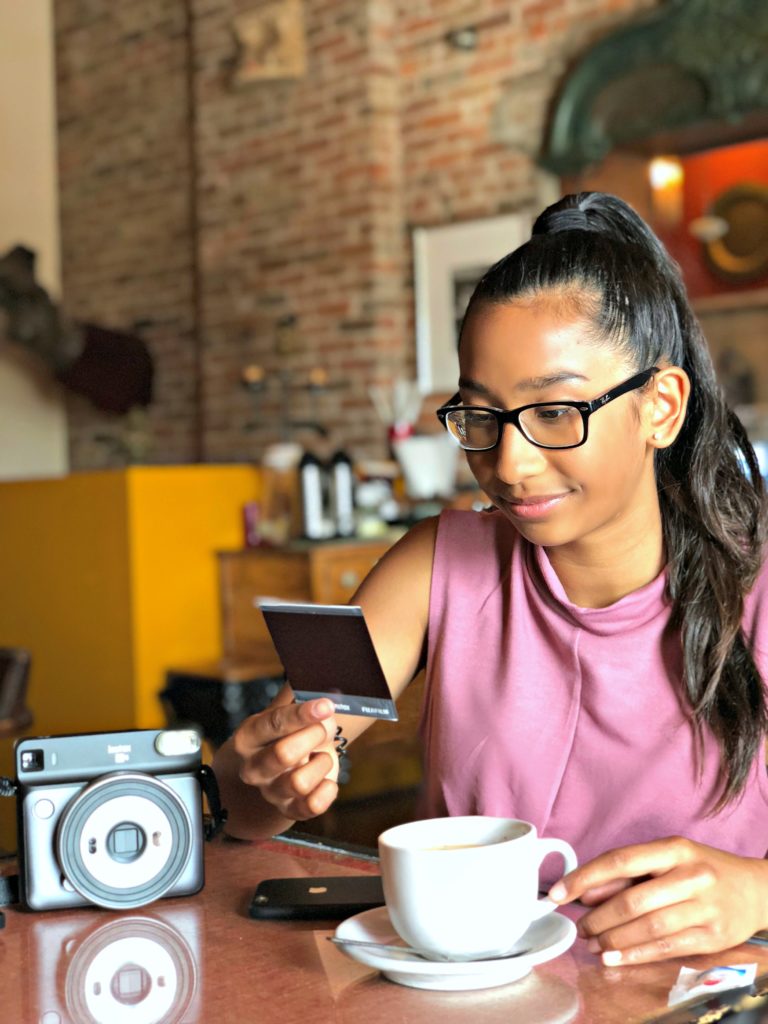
[57,773,194,909]
[106,822,147,864]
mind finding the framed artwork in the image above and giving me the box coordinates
[413,212,533,394]
[231,0,307,85]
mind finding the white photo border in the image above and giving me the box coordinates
[413,212,533,394]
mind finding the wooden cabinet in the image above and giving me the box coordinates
[217,538,394,675]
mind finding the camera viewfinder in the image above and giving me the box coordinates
[20,749,44,772]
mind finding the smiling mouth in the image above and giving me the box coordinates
[502,494,570,519]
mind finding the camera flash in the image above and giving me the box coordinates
[154,730,201,757]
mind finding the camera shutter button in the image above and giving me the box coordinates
[33,798,55,819]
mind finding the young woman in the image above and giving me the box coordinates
[213,192,768,966]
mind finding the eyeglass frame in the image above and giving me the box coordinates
[435,366,660,451]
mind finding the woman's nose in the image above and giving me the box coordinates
[494,422,549,484]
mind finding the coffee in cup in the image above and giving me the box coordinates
[378,816,577,961]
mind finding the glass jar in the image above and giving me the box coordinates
[259,442,302,545]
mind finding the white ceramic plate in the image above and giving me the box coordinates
[333,906,577,991]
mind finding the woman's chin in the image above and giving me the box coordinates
[494,499,578,547]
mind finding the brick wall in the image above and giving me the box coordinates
[193,0,408,461]
[55,0,200,467]
[54,0,657,469]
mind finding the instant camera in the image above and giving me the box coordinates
[14,728,224,911]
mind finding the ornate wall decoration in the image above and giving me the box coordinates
[540,0,768,174]
[231,1,307,85]
[702,183,768,284]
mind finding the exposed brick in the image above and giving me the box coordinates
[55,0,658,468]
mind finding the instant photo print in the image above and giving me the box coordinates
[258,601,398,720]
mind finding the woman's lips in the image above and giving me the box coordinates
[503,493,570,520]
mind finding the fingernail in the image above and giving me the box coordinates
[312,699,334,717]
[601,950,623,967]
[548,882,566,901]
[587,938,600,953]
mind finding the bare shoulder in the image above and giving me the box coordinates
[355,516,437,607]
[379,515,439,571]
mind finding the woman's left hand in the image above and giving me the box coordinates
[548,837,768,965]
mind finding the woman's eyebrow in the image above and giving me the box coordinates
[516,371,591,391]
[458,371,590,398]
[458,376,494,398]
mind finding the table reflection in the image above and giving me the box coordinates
[331,968,581,1024]
[30,905,201,1024]
[5,835,766,1024]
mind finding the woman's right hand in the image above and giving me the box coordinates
[231,687,341,822]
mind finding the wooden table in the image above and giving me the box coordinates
[1,833,766,1024]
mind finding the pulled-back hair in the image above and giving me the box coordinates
[462,192,767,807]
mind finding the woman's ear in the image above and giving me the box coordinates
[648,366,690,448]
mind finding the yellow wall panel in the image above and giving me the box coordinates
[0,471,134,736]
[0,464,261,734]
[0,464,260,850]
[127,464,260,727]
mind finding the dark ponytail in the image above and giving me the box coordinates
[464,192,767,807]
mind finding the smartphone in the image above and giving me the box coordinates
[249,874,385,920]
[258,601,398,720]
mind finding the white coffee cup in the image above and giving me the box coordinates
[378,816,577,961]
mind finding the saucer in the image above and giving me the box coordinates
[333,907,577,991]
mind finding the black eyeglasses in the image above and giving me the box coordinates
[436,367,659,451]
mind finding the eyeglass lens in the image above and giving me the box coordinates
[444,404,584,450]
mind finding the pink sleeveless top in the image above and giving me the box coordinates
[421,510,768,879]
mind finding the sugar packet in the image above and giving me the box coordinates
[667,964,757,1007]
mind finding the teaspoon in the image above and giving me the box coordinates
[329,935,524,963]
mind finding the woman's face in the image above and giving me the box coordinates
[457,297,659,551]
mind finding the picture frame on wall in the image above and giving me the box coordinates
[231,0,307,85]
[412,212,533,394]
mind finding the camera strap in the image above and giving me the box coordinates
[0,777,19,907]
[198,763,228,840]
[0,875,18,907]
[0,776,17,798]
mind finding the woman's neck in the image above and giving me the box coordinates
[545,503,665,609]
